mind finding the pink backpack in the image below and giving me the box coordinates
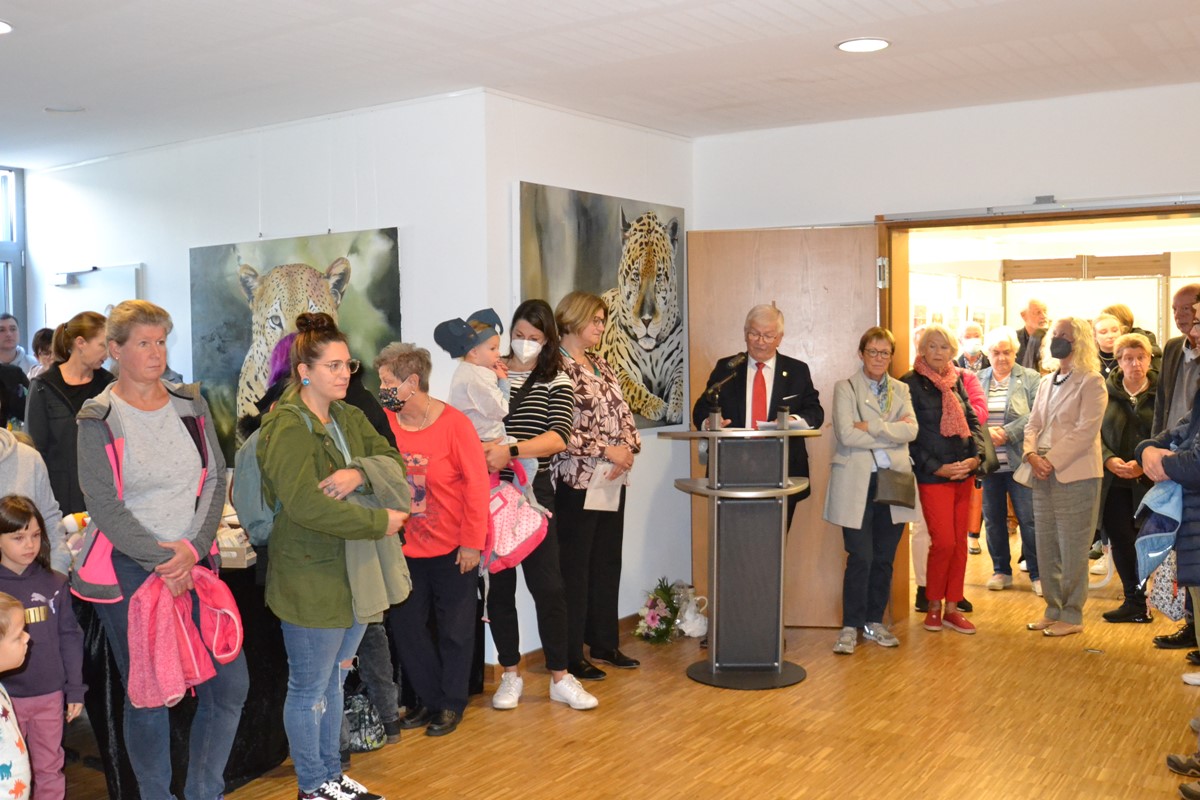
[481,462,549,574]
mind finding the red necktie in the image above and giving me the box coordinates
[752,361,767,430]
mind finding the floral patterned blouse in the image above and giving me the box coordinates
[551,351,642,490]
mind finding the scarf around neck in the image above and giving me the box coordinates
[914,356,970,439]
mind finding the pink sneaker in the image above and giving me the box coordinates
[943,611,977,635]
[923,607,943,631]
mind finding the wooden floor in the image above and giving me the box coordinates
[68,538,1199,799]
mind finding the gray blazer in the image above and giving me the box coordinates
[977,363,1041,469]
[823,370,920,529]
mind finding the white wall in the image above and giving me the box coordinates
[482,93,695,662]
[24,89,696,663]
[694,82,1200,230]
[27,92,490,386]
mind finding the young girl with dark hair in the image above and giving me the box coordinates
[0,495,84,800]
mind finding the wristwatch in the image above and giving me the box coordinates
[509,444,520,458]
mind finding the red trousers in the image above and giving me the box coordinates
[918,480,973,604]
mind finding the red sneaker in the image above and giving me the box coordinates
[943,611,977,635]
[923,607,943,631]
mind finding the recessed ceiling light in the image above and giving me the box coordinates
[44,106,86,114]
[837,37,889,53]
[0,20,12,35]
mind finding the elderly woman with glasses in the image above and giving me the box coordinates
[376,342,490,738]
[978,326,1042,596]
[824,327,919,655]
[902,324,988,636]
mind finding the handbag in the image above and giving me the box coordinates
[343,677,386,753]
[1149,551,1187,622]
[850,379,917,509]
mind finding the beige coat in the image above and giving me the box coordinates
[1022,369,1106,483]
[823,370,921,529]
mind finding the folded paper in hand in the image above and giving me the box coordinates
[584,465,626,511]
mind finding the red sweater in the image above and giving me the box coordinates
[388,404,489,558]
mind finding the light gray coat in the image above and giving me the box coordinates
[823,370,921,529]
[977,363,1041,469]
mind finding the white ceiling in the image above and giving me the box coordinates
[3,0,1200,169]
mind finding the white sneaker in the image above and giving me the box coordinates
[1090,555,1109,575]
[862,622,899,648]
[1018,559,1029,573]
[832,626,857,654]
[491,672,523,710]
[1184,672,1200,687]
[986,573,1013,591]
[549,673,598,709]
[1032,579,1043,597]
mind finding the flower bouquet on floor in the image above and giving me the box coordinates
[634,576,681,643]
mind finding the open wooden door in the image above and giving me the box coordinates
[686,225,886,627]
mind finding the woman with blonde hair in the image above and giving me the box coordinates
[553,291,641,680]
[901,323,987,635]
[1024,316,1106,637]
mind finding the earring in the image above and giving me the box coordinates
[301,378,310,386]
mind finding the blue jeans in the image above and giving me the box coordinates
[982,470,1038,581]
[92,552,249,800]
[281,620,366,793]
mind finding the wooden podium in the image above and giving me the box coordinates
[660,417,819,690]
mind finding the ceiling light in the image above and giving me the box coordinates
[0,20,12,35]
[44,106,86,113]
[837,37,889,53]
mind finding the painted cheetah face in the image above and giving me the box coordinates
[616,210,680,351]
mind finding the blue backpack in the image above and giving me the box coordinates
[231,407,312,546]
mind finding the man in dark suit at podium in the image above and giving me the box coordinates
[691,304,824,525]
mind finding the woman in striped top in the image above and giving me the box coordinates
[978,326,1042,596]
[481,300,598,712]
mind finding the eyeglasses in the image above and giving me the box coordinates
[746,329,780,342]
[863,349,893,359]
[313,359,361,375]
[590,316,606,327]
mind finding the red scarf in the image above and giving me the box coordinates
[914,356,970,439]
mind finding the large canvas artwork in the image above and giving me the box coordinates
[519,182,686,428]
[190,228,400,462]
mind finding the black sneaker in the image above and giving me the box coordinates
[956,597,973,614]
[383,717,402,745]
[1102,602,1153,624]
[915,586,929,613]
[337,775,383,800]
[1156,621,1197,650]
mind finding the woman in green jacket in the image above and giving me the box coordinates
[258,312,408,800]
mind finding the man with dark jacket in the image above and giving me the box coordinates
[692,303,823,525]
[1016,299,1048,372]
[1148,285,1200,651]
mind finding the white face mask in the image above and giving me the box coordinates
[961,338,982,355]
[511,339,543,362]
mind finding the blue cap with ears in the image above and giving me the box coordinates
[433,308,505,358]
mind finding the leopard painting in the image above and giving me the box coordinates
[235,258,351,423]
[596,209,684,424]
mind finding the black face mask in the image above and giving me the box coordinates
[378,386,406,412]
[1049,336,1073,359]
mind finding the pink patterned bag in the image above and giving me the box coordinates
[481,463,549,574]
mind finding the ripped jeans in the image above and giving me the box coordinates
[280,620,366,793]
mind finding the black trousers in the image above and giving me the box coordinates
[487,471,570,670]
[555,482,626,662]
[1102,484,1145,603]
[841,473,905,628]
[388,551,477,715]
